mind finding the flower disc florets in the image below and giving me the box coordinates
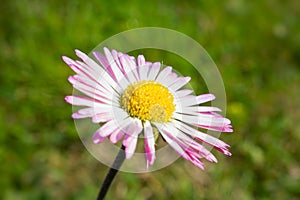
[121,81,175,122]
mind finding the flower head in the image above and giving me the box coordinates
[63,47,233,170]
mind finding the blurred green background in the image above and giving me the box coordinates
[1,0,300,199]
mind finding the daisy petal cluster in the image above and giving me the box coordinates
[63,47,233,170]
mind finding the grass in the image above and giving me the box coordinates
[1,0,300,199]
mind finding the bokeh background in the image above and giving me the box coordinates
[1,0,300,199]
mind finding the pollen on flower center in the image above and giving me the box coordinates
[121,81,175,122]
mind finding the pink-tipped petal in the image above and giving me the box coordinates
[122,119,143,159]
[197,124,233,133]
[155,123,205,170]
[71,112,93,119]
[65,95,102,107]
[124,134,138,159]
[103,47,126,82]
[110,131,125,144]
[93,129,107,144]
[68,76,117,105]
[92,112,113,123]
[138,55,146,66]
[196,94,216,104]
[144,121,156,168]
[119,57,139,83]
[172,120,231,156]
[93,51,116,79]
[164,122,218,163]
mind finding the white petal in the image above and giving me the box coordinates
[96,120,118,137]
[159,72,177,87]
[155,66,172,83]
[147,62,161,80]
[138,64,150,81]
[93,107,129,135]
[176,106,222,115]
[169,77,191,91]
[72,106,112,119]
[175,89,193,98]
[173,112,230,127]
[175,95,198,107]
[77,106,103,116]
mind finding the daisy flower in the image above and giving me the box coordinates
[62,47,232,170]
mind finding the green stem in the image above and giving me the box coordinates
[96,145,126,200]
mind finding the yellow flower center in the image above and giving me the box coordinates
[121,81,175,122]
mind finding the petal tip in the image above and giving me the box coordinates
[65,96,72,104]
[93,132,106,144]
[62,56,72,65]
